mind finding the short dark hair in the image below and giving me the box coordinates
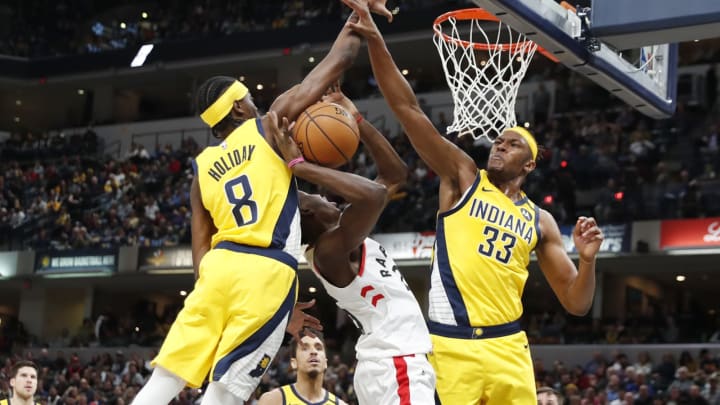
[289,329,325,358]
[195,75,239,137]
[537,386,558,395]
[11,360,38,378]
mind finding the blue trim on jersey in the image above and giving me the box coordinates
[255,117,265,138]
[435,219,470,326]
[290,384,331,405]
[281,386,287,405]
[191,159,198,176]
[434,172,478,326]
[212,280,296,381]
[514,195,529,206]
[256,116,288,161]
[428,319,522,340]
[534,204,542,243]
[215,241,298,270]
[437,172,480,219]
[271,180,298,250]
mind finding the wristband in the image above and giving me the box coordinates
[354,113,363,124]
[288,156,305,169]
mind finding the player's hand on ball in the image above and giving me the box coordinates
[572,216,603,263]
[322,82,359,117]
[267,111,302,164]
[287,299,323,342]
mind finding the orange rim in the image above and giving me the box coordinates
[433,8,559,62]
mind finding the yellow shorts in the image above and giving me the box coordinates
[429,330,536,405]
[152,244,297,395]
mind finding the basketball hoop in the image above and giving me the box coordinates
[433,8,557,140]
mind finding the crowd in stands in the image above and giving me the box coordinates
[1,0,719,247]
[2,340,720,404]
[3,0,720,64]
[0,0,449,58]
[1,75,719,248]
[0,130,196,250]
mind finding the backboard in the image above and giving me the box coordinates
[469,0,702,119]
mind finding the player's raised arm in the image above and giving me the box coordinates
[322,84,408,195]
[269,13,362,122]
[535,214,603,315]
[341,0,476,186]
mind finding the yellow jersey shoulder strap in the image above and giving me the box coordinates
[279,384,337,404]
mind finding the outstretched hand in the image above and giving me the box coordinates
[287,299,323,342]
[341,0,382,39]
[322,82,359,117]
[369,0,393,23]
[266,110,303,164]
[572,216,604,263]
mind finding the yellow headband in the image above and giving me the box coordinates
[506,126,538,160]
[200,81,249,127]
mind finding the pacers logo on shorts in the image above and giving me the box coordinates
[249,354,272,378]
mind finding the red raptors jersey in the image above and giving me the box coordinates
[306,238,431,360]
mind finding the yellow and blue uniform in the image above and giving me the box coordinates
[427,169,541,404]
[0,400,40,405]
[280,384,339,405]
[153,117,301,396]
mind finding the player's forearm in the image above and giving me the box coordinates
[292,162,386,206]
[310,16,363,95]
[366,35,419,113]
[358,119,408,188]
[565,259,596,315]
[365,34,467,180]
[271,20,361,120]
[329,17,363,69]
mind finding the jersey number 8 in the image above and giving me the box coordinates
[224,175,258,226]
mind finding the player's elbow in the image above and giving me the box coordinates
[568,306,590,317]
[564,300,592,316]
[366,182,388,209]
[380,164,409,190]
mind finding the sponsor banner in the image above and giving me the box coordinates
[138,247,193,271]
[559,224,631,254]
[660,218,720,249]
[35,249,117,273]
[371,232,437,260]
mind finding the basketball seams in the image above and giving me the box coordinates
[307,114,350,165]
[299,111,320,164]
[291,103,359,168]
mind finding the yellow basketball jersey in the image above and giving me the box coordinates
[0,399,41,405]
[429,169,541,327]
[280,384,339,405]
[194,118,300,250]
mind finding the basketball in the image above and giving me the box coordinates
[292,102,360,168]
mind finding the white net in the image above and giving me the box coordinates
[433,10,538,140]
